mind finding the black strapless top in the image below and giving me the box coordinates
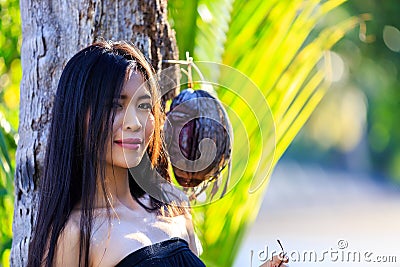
[115,237,206,267]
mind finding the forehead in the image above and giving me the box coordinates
[121,70,150,97]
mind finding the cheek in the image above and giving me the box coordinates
[112,112,124,132]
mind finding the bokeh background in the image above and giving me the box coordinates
[234,1,400,266]
[1,0,400,266]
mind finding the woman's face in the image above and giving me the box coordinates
[106,70,155,169]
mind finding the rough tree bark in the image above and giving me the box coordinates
[11,0,178,265]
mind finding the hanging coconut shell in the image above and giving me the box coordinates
[164,89,232,187]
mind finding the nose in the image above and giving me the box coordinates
[123,106,142,131]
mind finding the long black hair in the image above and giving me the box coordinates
[27,41,172,267]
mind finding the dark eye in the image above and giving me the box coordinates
[139,103,152,110]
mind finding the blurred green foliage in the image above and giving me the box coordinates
[286,0,400,183]
[0,0,21,265]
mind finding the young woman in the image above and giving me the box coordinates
[26,41,203,267]
[27,41,287,267]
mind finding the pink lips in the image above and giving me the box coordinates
[114,138,142,150]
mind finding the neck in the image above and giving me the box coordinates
[94,164,139,210]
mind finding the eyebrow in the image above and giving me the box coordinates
[118,94,151,100]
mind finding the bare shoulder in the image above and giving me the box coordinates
[156,184,203,255]
[62,209,81,239]
[54,211,81,266]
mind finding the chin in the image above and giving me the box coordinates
[124,156,144,169]
[109,152,144,169]
[126,159,142,168]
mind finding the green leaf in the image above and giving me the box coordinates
[168,0,200,59]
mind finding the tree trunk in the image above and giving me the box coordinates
[11,1,178,265]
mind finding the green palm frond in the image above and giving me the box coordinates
[169,0,359,266]
[194,0,234,63]
[168,0,200,59]
[0,124,15,266]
